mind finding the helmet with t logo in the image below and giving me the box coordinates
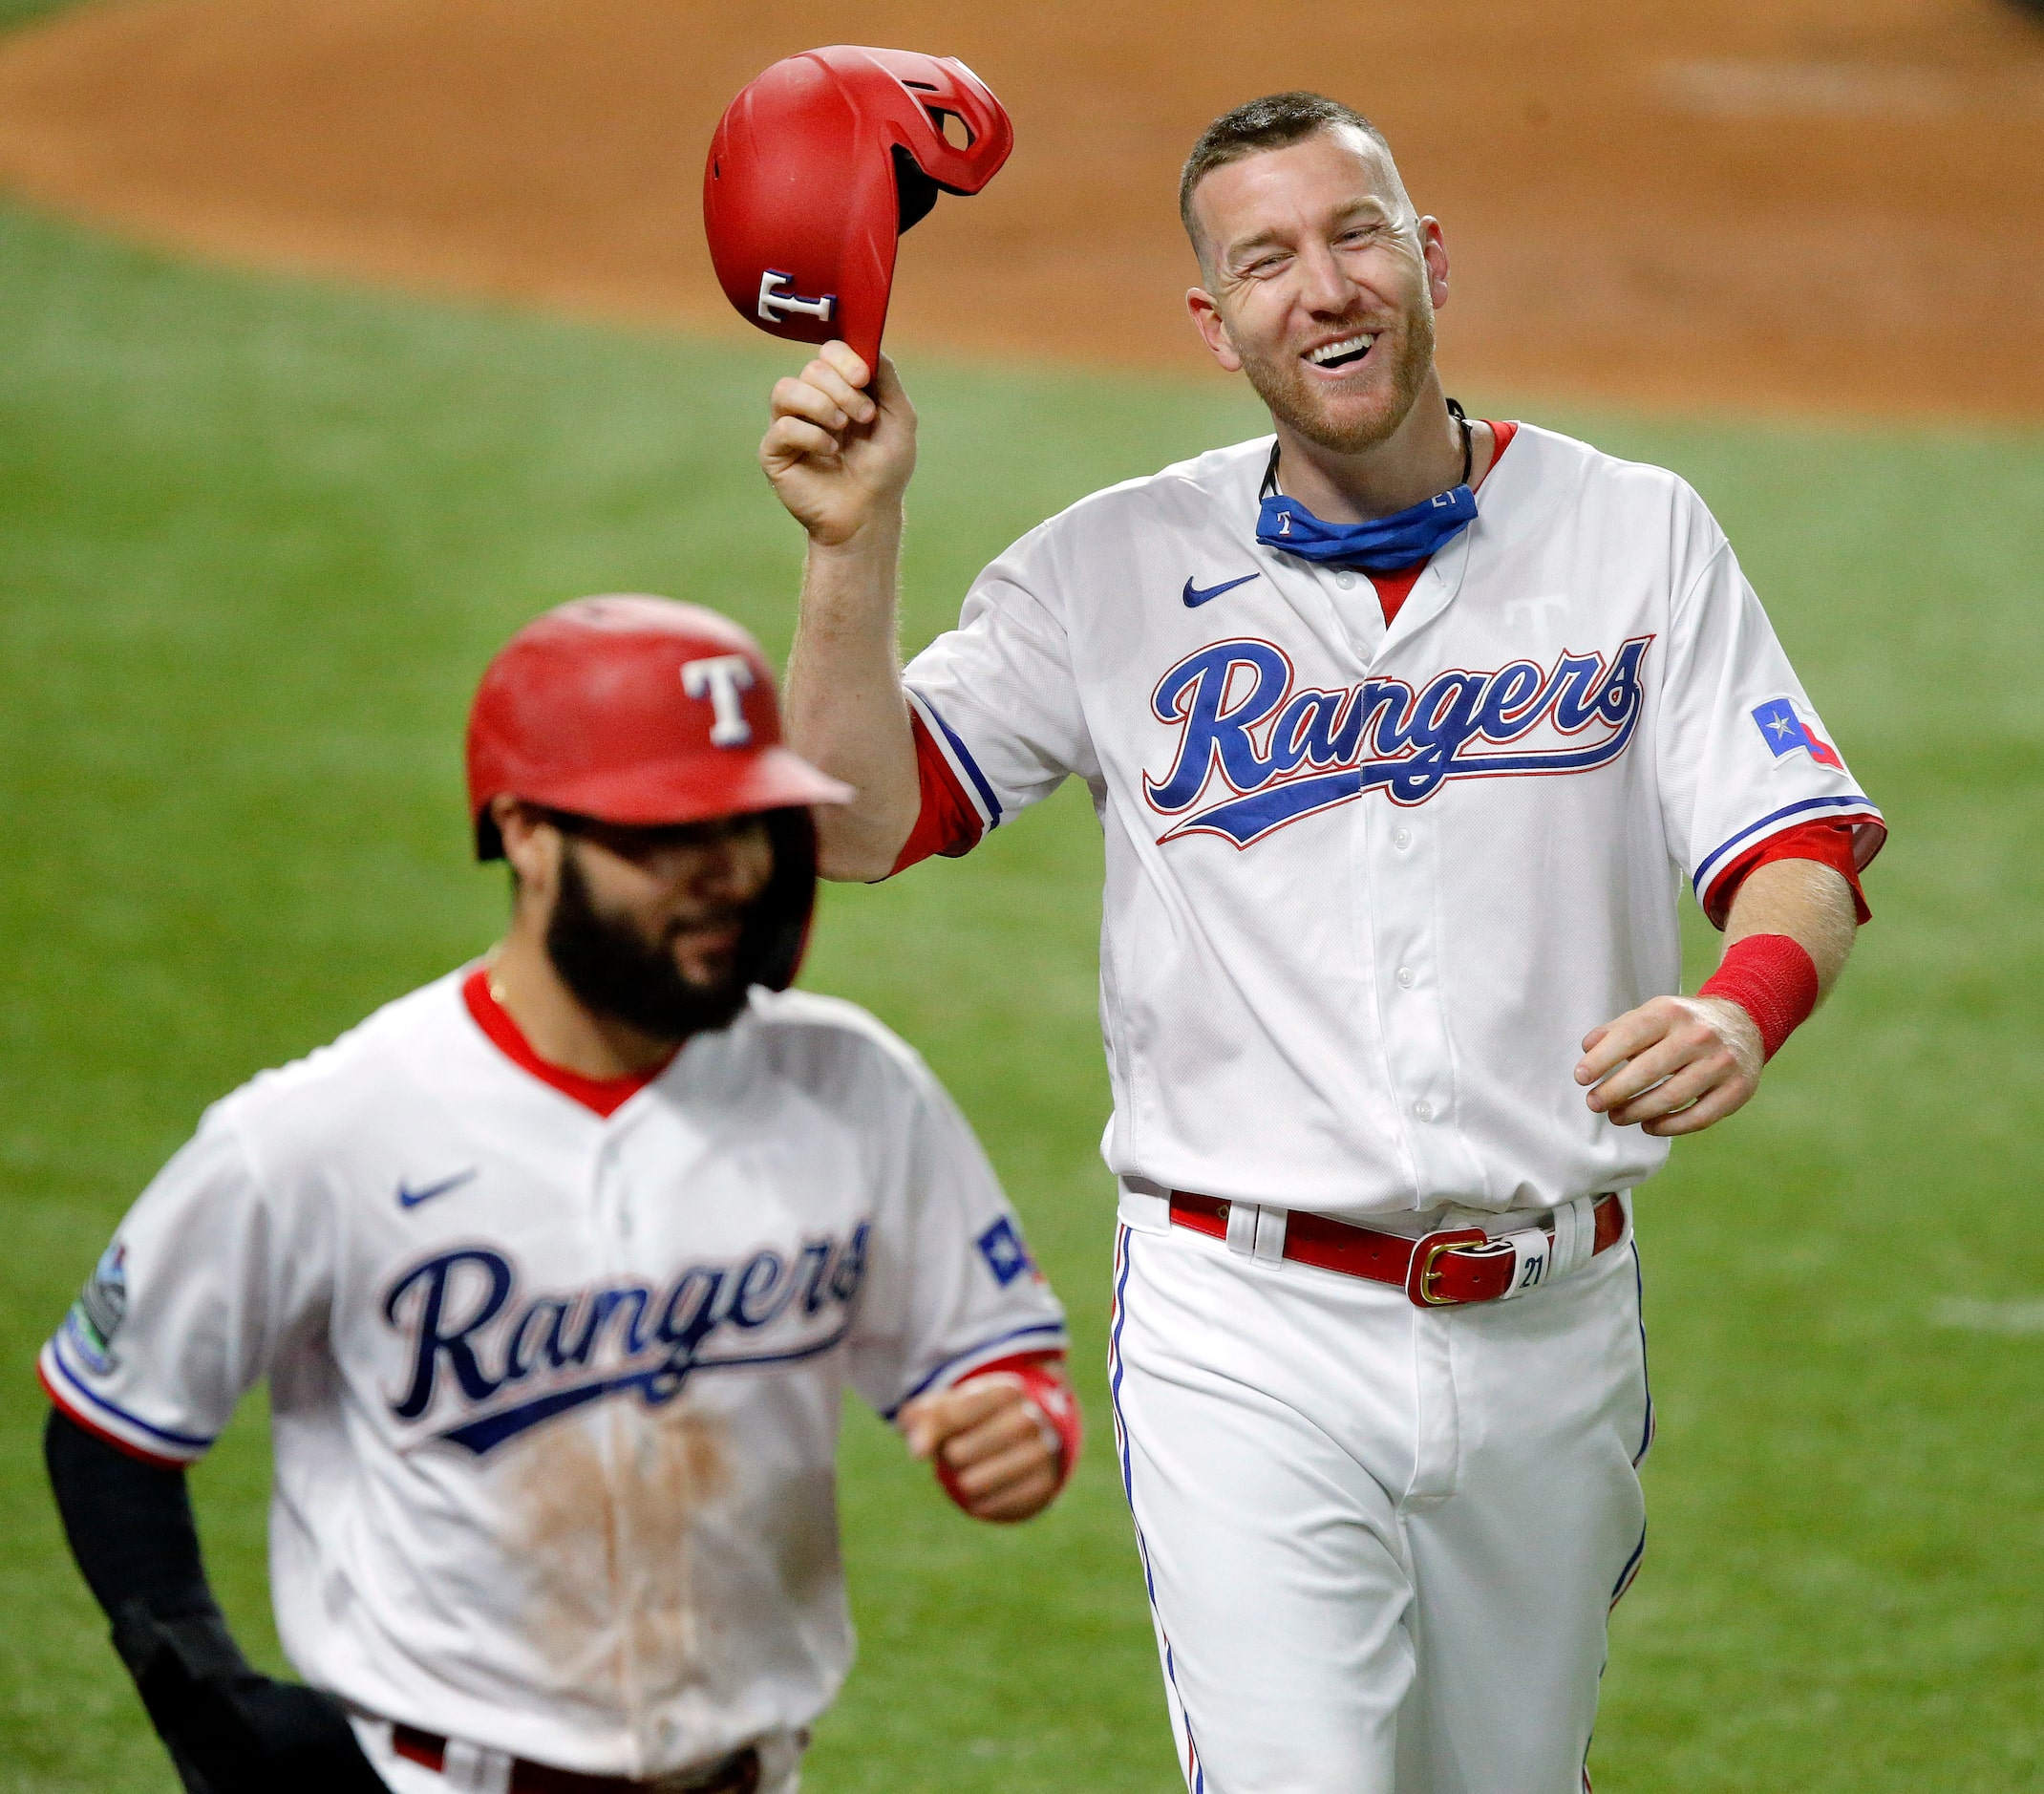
[466,595,850,988]
[703,46,1014,370]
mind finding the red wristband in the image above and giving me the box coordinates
[935,1353,1081,1511]
[1696,933,1819,1061]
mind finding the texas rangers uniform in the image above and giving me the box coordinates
[41,968,1065,1791]
[891,422,1883,1789]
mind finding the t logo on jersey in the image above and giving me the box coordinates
[1751,697,1842,770]
[1143,636,1654,847]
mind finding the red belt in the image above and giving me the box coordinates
[1168,1191,1627,1307]
[392,1725,760,1794]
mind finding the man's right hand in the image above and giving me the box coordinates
[760,343,917,546]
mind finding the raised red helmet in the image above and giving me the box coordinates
[466,594,849,859]
[703,46,1013,370]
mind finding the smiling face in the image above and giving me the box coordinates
[1186,125,1449,457]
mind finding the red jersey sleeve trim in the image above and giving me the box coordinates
[39,1356,197,1470]
[1701,820,1874,930]
[891,706,990,876]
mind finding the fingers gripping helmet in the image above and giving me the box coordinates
[703,46,1013,369]
[466,595,851,992]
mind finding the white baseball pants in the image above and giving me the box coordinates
[1108,1200,1651,1794]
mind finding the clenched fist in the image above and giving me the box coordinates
[760,343,918,547]
[899,1370,1072,1524]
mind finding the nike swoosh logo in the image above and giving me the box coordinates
[397,1168,479,1210]
[1182,572,1261,609]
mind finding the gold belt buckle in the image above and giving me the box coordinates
[1404,1227,1495,1307]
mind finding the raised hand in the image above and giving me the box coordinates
[760,343,918,547]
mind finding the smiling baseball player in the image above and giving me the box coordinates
[40,595,1078,1794]
[758,91,1883,1793]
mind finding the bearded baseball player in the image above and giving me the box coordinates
[39,596,1079,1794]
[758,92,1883,1793]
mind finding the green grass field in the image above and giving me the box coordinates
[1,144,2041,1793]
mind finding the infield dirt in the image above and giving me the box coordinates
[0,0,2039,419]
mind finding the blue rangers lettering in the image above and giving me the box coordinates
[1143,635,1654,846]
[382,1225,869,1457]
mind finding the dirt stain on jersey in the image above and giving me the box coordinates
[757,1466,841,1609]
[613,1396,733,1703]
[500,1398,733,1714]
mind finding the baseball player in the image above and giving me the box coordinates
[40,596,1080,1794]
[758,92,1883,1792]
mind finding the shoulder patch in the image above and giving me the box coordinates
[1751,696,1842,769]
[65,1243,128,1375]
[975,1216,1033,1287]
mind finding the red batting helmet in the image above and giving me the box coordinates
[703,46,1013,369]
[467,596,851,988]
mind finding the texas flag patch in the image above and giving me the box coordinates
[1751,697,1842,770]
[975,1216,1035,1287]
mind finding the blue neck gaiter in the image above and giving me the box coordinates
[1252,409,1478,573]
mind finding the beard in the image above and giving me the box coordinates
[1240,299,1437,458]
[543,844,754,1041]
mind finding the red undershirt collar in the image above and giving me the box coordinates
[460,966,673,1119]
[1369,419,1519,626]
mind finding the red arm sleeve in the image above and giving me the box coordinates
[890,710,990,876]
[1701,820,1870,929]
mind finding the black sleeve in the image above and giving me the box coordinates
[44,1403,213,1617]
[44,1407,388,1794]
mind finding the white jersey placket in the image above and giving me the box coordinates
[1306,546,1481,1513]
[1321,531,1488,1213]
[605,1085,735,1771]
[582,1095,674,1765]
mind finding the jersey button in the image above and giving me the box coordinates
[1413,1099,1437,1122]
[1392,827,1413,850]
[1334,570,1358,590]
[1395,966,1417,989]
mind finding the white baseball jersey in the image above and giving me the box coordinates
[40,970,1064,1781]
[902,424,1884,1219]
